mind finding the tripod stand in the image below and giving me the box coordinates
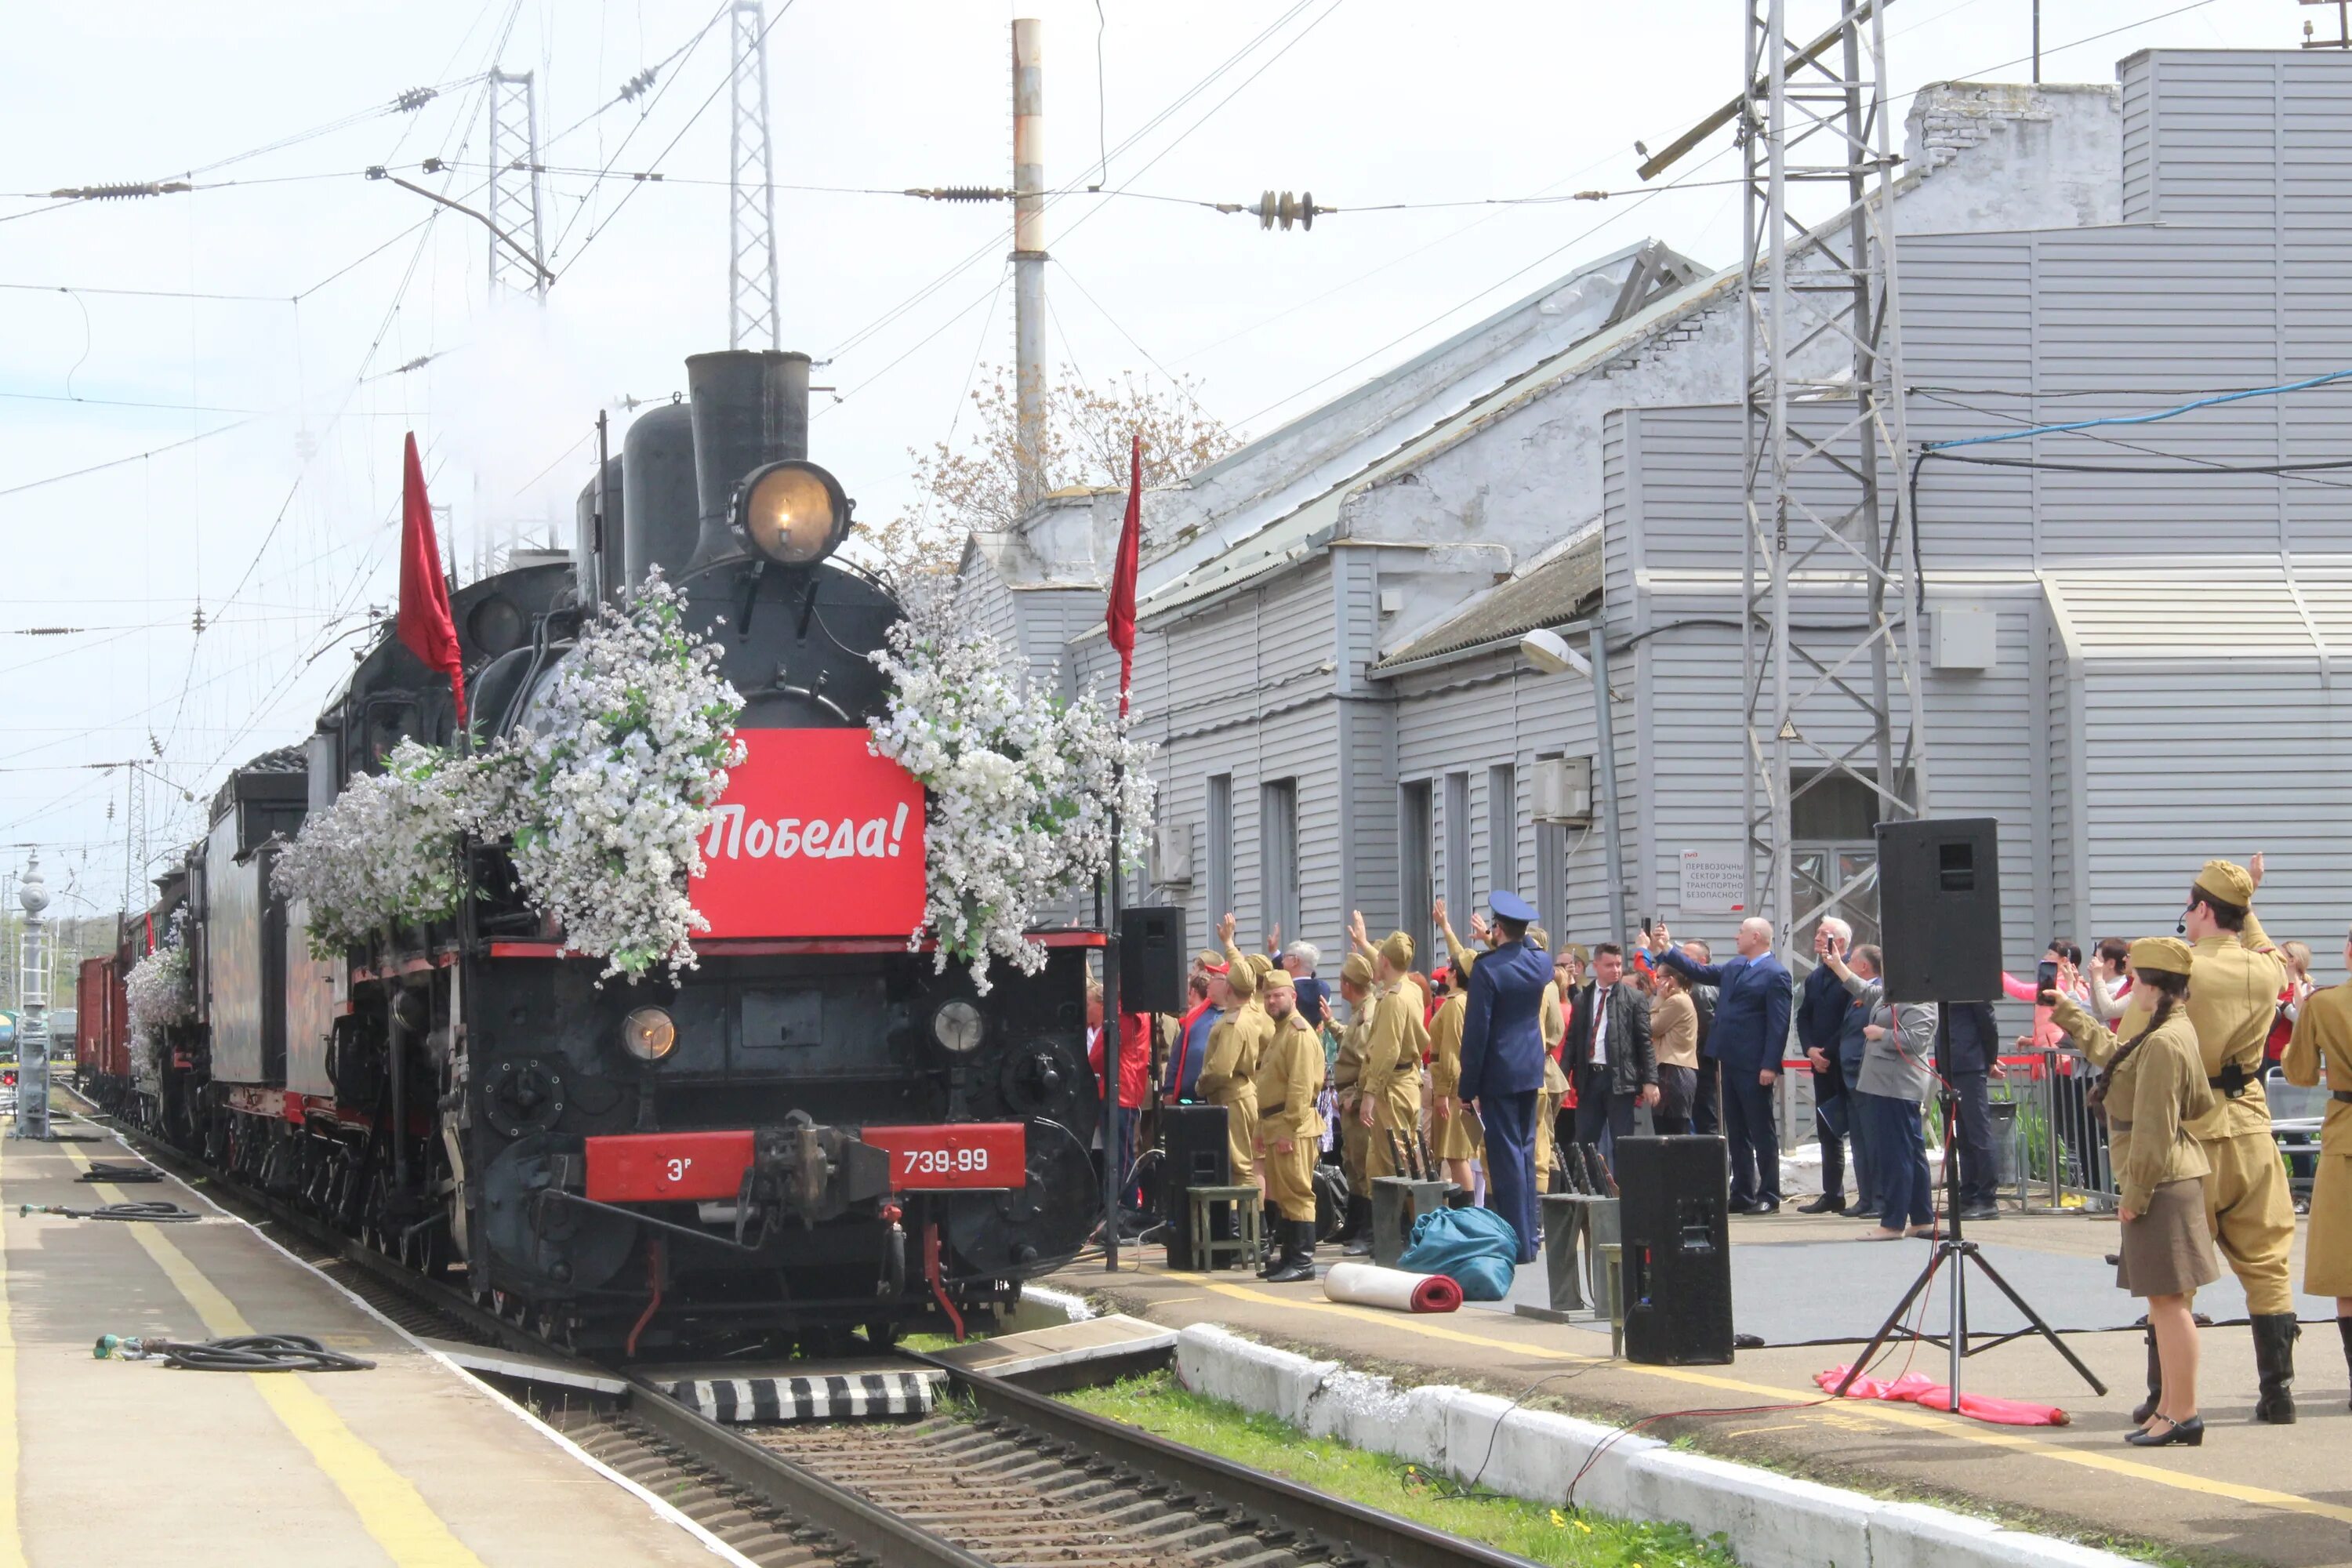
[1833,1011,2107,1408]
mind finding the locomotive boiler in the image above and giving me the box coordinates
[82,349,1104,1355]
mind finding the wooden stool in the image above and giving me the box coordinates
[1183,1185,1262,1272]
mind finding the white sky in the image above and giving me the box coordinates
[0,0,2287,916]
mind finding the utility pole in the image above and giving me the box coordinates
[486,69,548,300]
[730,1,782,349]
[1734,1,1927,949]
[121,765,146,917]
[1011,18,1049,513]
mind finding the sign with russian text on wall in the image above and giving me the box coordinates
[1679,849,1747,915]
[691,728,927,938]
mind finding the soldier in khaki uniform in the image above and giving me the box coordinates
[2281,932,2352,1408]
[1356,930,1429,1185]
[1251,967,1327,1283]
[1333,953,1378,1254]
[2109,859,2301,1423]
[1427,960,1483,1192]
[1196,929,1269,1192]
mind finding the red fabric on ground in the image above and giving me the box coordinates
[1408,1274,1463,1312]
[1814,1365,2070,1426]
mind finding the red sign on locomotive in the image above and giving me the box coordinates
[691,728,927,938]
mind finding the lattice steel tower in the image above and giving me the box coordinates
[120,764,146,917]
[729,1,782,349]
[1738,0,1929,943]
[487,69,548,299]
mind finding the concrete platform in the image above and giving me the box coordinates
[1054,1207,2352,1567]
[0,1124,728,1567]
[923,1311,1176,1383]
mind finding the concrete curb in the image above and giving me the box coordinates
[1172,1323,2138,1568]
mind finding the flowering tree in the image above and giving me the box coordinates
[869,583,1155,990]
[274,739,475,954]
[474,574,745,980]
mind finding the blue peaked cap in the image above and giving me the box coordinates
[1488,889,1538,924]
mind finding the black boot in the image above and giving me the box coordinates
[1342,1196,1373,1257]
[2338,1317,2352,1411]
[1265,1219,1318,1283]
[2252,1313,2300,1424]
[2131,1328,2161,1426]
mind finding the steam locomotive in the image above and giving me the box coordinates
[74,350,1103,1356]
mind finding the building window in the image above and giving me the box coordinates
[1400,780,1434,963]
[1443,772,1471,931]
[1261,779,1298,944]
[1486,763,1517,897]
[1206,773,1232,942]
[1790,768,1913,952]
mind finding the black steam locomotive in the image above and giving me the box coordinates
[89,350,1102,1356]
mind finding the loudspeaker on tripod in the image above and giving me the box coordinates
[1615,1134,1734,1366]
[1120,906,1187,1015]
[1874,817,2003,1004]
[1159,1103,1232,1266]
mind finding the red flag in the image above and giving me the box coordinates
[1105,430,1143,717]
[397,432,466,725]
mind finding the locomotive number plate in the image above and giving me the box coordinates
[584,1131,757,1203]
[859,1123,1025,1191]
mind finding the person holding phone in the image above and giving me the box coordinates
[2045,938,2216,1445]
[1797,919,1856,1214]
[1818,941,1940,1240]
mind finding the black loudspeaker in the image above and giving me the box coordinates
[1875,817,2003,1004]
[1120,906,1186,1015]
[1159,1103,1232,1266]
[1615,1135,1734,1366]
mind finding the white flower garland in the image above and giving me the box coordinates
[270,573,742,981]
[274,739,474,954]
[471,572,745,980]
[869,585,1156,992]
[124,941,194,1046]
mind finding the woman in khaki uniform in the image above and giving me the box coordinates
[2281,931,2352,1406]
[2049,938,2216,1447]
[1354,930,1428,1181]
[1251,967,1327,1283]
[1532,952,1570,1195]
[1427,960,1481,1192]
[1196,952,1265,1189]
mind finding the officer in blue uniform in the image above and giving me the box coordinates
[1458,890,1555,1265]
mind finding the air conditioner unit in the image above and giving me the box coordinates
[1532,757,1593,826]
[1154,820,1196,886]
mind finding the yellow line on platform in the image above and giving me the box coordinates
[1197,1279,2352,1526]
[0,1141,28,1568]
[63,1143,488,1567]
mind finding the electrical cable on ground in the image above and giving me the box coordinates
[21,1200,196,1222]
[94,1332,376,1371]
[77,1162,160,1184]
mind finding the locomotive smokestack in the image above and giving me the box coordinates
[686,348,811,568]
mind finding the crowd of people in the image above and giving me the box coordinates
[1083,853,2350,1446]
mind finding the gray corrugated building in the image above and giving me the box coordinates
[963,53,2352,982]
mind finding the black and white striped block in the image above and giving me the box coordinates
[663,1370,945,1423]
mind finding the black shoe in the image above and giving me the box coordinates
[1958,1203,2000,1221]
[1796,1195,1847,1215]
[2131,1330,2161,1427]
[2125,1414,2203,1447]
[2252,1313,2300,1424]
[2336,1316,2352,1411]
[1751,1199,1782,1214]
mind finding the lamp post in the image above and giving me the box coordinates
[13,855,49,1140]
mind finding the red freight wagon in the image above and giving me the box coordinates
[74,956,128,1106]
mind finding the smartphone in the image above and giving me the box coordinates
[1640,916,1653,937]
[2036,958,2059,993]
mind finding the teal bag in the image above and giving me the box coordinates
[1395,1205,1520,1301]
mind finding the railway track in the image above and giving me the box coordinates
[75,1099,1538,1568]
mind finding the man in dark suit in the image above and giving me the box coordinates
[1939,1000,2002,1220]
[1795,919,1855,1214]
[1651,917,1795,1213]
[1566,942,1657,1163]
[1459,889,1553,1265]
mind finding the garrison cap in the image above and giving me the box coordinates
[1246,953,1274,981]
[2128,936,2195,977]
[1489,889,1538,924]
[1224,958,1258,1000]
[1259,965,1296,993]
[1341,952,1375,986]
[1379,931,1416,970]
[1194,948,1227,972]
[2193,859,2256,907]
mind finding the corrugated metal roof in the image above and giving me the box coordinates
[2045,563,2341,658]
[1370,533,1603,673]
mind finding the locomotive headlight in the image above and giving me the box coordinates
[931,999,984,1054]
[735,459,851,567]
[620,1007,677,1063]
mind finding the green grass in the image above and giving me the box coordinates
[1054,1370,1739,1568]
